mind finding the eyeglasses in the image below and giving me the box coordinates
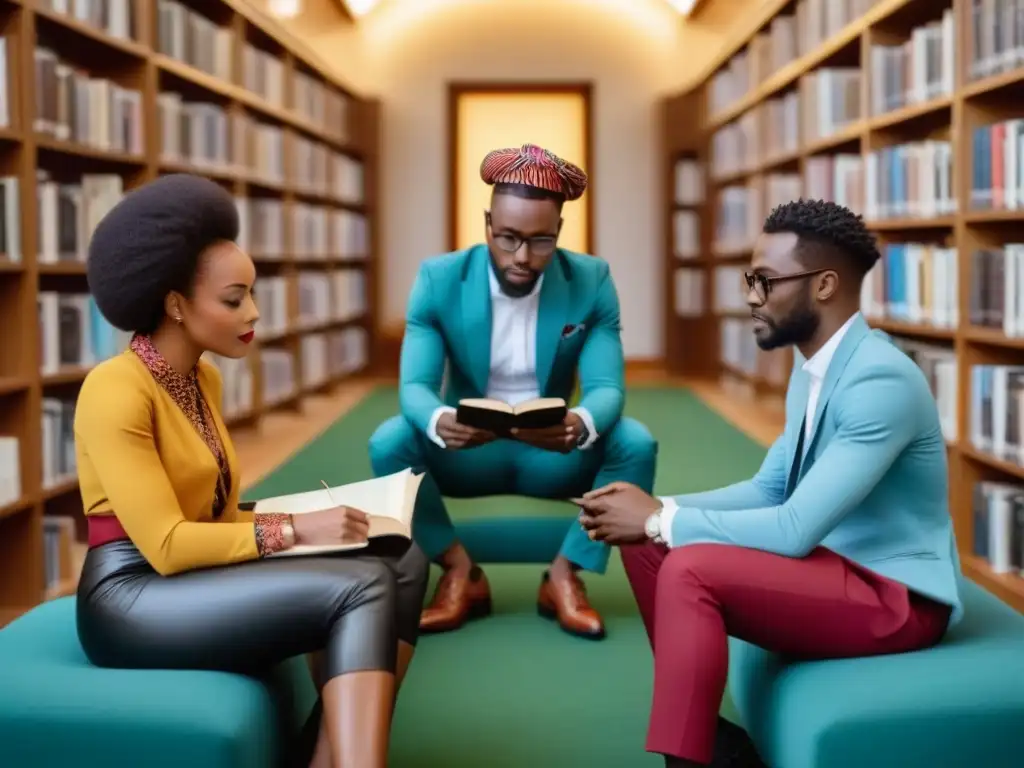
[485,212,558,256]
[744,269,828,305]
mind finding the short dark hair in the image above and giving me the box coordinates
[762,198,880,278]
[492,181,565,209]
[87,174,240,335]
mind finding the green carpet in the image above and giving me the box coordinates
[244,385,768,767]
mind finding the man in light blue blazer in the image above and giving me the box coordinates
[576,199,963,768]
[369,144,657,639]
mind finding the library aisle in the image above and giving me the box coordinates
[0,0,379,626]
[663,0,1024,613]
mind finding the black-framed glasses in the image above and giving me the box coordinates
[485,212,558,256]
[744,269,828,304]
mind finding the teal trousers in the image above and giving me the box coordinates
[368,415,658,574]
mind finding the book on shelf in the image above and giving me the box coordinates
[714,184,760,253]
[0,175,19,263]
[969,245,1024,335]
[456,397,568,433]
[37,173,123,264]
[970,119,1024,211]
[865,141,955,220]
[714,265,746,314]
[869,10,955,116]
[890,337,957,443]
[969,365,1024,466]
[860,243,958,328]
[33,46,143,154]
[0,436,19,506]
[41,396,76,491]
[761,92,799,159]
[673,210,700,258]
[972,481,1024,576]
[804,155,864,214]
[248,468,424,557]
[800,67,861,144]
[674,268,705,317]
[674,159,704,205]
[262,348,296,407]
[157,0,233,81]
[967,0,1024,82]
[43,516,78,595]
[38,291,132,374]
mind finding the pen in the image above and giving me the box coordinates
[320,480,337,506]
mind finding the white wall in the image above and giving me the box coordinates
[281,0,750,358]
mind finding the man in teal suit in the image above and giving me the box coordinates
[369,144,657,639]
[576,199,963,767]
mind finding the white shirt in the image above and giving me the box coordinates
[656,313,861,546]
[426,267,599,449]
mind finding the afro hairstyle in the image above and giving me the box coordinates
[762,198,880,279]
[87,174,240,335]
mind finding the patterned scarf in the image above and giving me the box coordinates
[130,334,230,518]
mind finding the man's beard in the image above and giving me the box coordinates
[753,294,820,351]
[490,256,539,297]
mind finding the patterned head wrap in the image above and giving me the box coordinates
[480,144,588,201]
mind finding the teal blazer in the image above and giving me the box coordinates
[399,244,625,435]
[670,314,964,626]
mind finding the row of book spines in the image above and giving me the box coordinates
[706,0,883,110]
[706,0,1013,119]
[155,0,350,120]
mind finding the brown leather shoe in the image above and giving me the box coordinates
[537,569,605,639]
[419,565,492,633]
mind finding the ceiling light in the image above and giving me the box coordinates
[345,0,380,17]
[268,0,301,17]
[666,0,698,15]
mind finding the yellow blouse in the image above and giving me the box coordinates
[75,350,261,575]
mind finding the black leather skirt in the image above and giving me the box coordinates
[75,536,429,680]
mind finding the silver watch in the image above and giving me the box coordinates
[644,511,664,544]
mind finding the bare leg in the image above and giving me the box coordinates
[322,671,395,768]
[395,641,415,692]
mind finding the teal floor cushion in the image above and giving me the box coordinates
[0,597,318,768]
[727,579,1024,768]
[448,495,577,563]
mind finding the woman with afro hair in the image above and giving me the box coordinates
[74,173,428,768]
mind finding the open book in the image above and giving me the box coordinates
[249,468,424,557]
[455,397,567,433]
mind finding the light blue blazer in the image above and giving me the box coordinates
[399,244,626,436]
[670,314,964,626]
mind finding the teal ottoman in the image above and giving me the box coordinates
[0,597,318,768]
[727,579,1024,768]
[448,495,577,563]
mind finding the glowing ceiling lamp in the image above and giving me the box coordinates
[345,0,381,17]
[665,0,699,15]
[268,0,301,17]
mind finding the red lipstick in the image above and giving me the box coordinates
[238,330,255,344]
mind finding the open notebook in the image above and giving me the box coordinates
[250,468,424,557]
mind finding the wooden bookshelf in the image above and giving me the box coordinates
[663,0,1024,613]
[0,0,380,628]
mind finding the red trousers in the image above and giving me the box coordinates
[620,542,952,765]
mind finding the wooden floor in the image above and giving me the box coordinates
[231,372,783,488]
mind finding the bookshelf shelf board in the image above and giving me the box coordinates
[663,0,1024,613]
[0,0,382,628]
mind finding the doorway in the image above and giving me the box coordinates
[447,83,593,254]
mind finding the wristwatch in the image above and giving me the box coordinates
[575,422,590,448]
[644,511,665,544]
